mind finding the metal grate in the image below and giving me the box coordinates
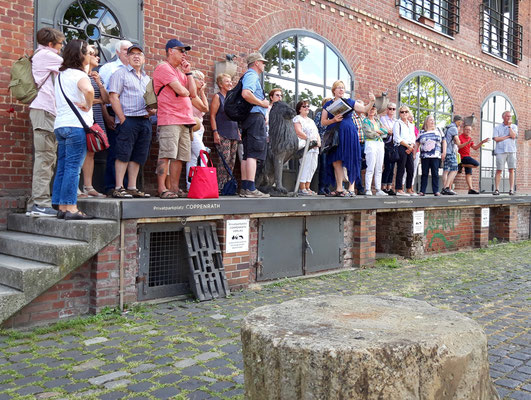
[138,224,190,301]
[396,0,460,36]
[148,231,187,287]
[480,3,522,64]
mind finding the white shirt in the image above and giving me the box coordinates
[293,115,320,153]
[393,119,416,146]
[99,58,125,90]
[54,69,93,129]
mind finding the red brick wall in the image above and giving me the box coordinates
[424,208,475,253]
[0,0,529,203]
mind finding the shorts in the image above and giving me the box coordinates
[496,152,516,170]
[460,156,479,175]
[241,113,267,161]
[115,117,152,165]
[443,152,458,172]
[158,124,191,161]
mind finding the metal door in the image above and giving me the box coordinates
[257,217,304,281]
[305,215,343,273]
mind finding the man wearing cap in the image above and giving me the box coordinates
[153,39,197,198]
[492,110,518,195]
[239,52,270,198]
[441,115,462,195]
[108,44,152,198]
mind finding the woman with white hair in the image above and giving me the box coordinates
[393,105,417,196]
[185,70,209,189]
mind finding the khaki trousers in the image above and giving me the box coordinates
[27,109,57,210]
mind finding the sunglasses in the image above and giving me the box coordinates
[173,48,187,54]
[388,108,396,110]
[400,110,408,114]
[302,105,310,108]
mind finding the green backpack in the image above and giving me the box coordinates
[8,50,49,104]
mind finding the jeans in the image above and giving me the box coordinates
[382,144,396,186]
[395,145,414,191]
[420,158,441,194]
[52,127,87,205]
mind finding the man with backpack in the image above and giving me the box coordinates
[239,52,270,198]
[441,115,462,195]
[26,28,65,217]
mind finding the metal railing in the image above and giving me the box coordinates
[396,0,460,36]
[480,3,522,63]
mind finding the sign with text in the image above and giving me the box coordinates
[413,211,425,234]
[481,208,490,228]
[225,219,250,253]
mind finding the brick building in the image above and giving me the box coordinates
[0,0,530,326]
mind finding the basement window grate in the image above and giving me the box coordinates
[148,230,187,287]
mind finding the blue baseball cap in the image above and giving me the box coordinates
[165,39,191,52]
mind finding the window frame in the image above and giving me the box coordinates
[397,72,454,130]
[396,0,460,37]
[480,0,522,64]
[260,30,355,108]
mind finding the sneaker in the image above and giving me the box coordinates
[408,192,418,196]
[509,190,515,195]
[297,189,311,196]
[112,187,133,198]
[446,189,457,195]
[243,189,270,198]
[375,190,388,196]
[387,189,396,196]
[468,189,479,195]
[239,189,248,197]
[396,191,410,196]
[30,205,57,217]
[364,190,373,196]
[440,187,448,195]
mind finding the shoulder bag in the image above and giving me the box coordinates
[58,74,109,152]
[188,150,219,199]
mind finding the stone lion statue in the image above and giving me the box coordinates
[255,101,299,195]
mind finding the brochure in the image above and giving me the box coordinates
[325,98,353,116]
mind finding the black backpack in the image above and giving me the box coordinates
[224,72,252,122]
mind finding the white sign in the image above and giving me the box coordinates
[225,219,250,253]
[413,211,425,234]
[481,208,490,228]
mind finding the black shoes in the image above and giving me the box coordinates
[441,187,456,195]
[64,211,94,220]
[468,189,479,194]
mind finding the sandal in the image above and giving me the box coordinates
[493,190,500,196]
[326,190,346,197]
[509,190,515,195]
[176,189,188,198]
[159,190,179,199]
[83,186,106,198]
[64,210,94,220]
[112,187,133,198]
[346,190,356,197]
[418,192,425,196]
[126,188,151,198]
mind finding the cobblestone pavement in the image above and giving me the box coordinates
[0,241,530,400]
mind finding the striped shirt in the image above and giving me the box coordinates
[90,76,106,133]
[108,65,149,119]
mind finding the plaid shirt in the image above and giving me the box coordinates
[352,111,364,142]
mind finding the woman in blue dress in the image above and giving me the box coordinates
[321,80,375,196]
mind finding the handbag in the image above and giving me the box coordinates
[322,125,339,154]
[215,147,238,196]
[188,150,219,199]
[387,144,400,163]
[58,74,110,152]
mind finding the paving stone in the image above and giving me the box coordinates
[71,368,101,380]
[233,374,245,385]
[151,386,181,399]
[155,373,181,385]
[18,366,42,376]
[127,381,154,392]
[103,379,131,389]
[83,337,108,346]
[213,367,236,377]
[43,378,72,388]
[88,371,130,386]
[99,362,127,372]
[179,378,204,390]
[188,390,212,400]
[13,375,43,386]
[73,359,105,371]
[204,358,230,368]
[16,385,45,395]
[153,356,173,365]
[210,314,226,320]
[130,363,157,373]
[195,351,220,361]
[508,392,531,400]
[208,380,235,391]
[174,358,197,368]
[36,392,62,399]
[97,390,128,400]
[45,369,69,378]
[63,382,90,393]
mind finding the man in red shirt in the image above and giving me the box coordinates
[458,125,489,194]
[153,39,197,198]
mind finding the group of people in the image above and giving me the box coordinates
[25,28,519,220]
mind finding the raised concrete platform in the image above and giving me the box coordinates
[79,193,531,220]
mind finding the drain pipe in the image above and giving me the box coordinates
[119,220,126,312]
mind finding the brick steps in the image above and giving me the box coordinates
[0,214,120,325]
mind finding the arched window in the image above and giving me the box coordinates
[59,0,123,63]
[261,31,354,108]
[480,93,517,192]
[398,73,453,128]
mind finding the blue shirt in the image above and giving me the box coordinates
[109,65,149,119]
[444,123,458,155]
[242,69,266,116]
[493,123,518,154]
